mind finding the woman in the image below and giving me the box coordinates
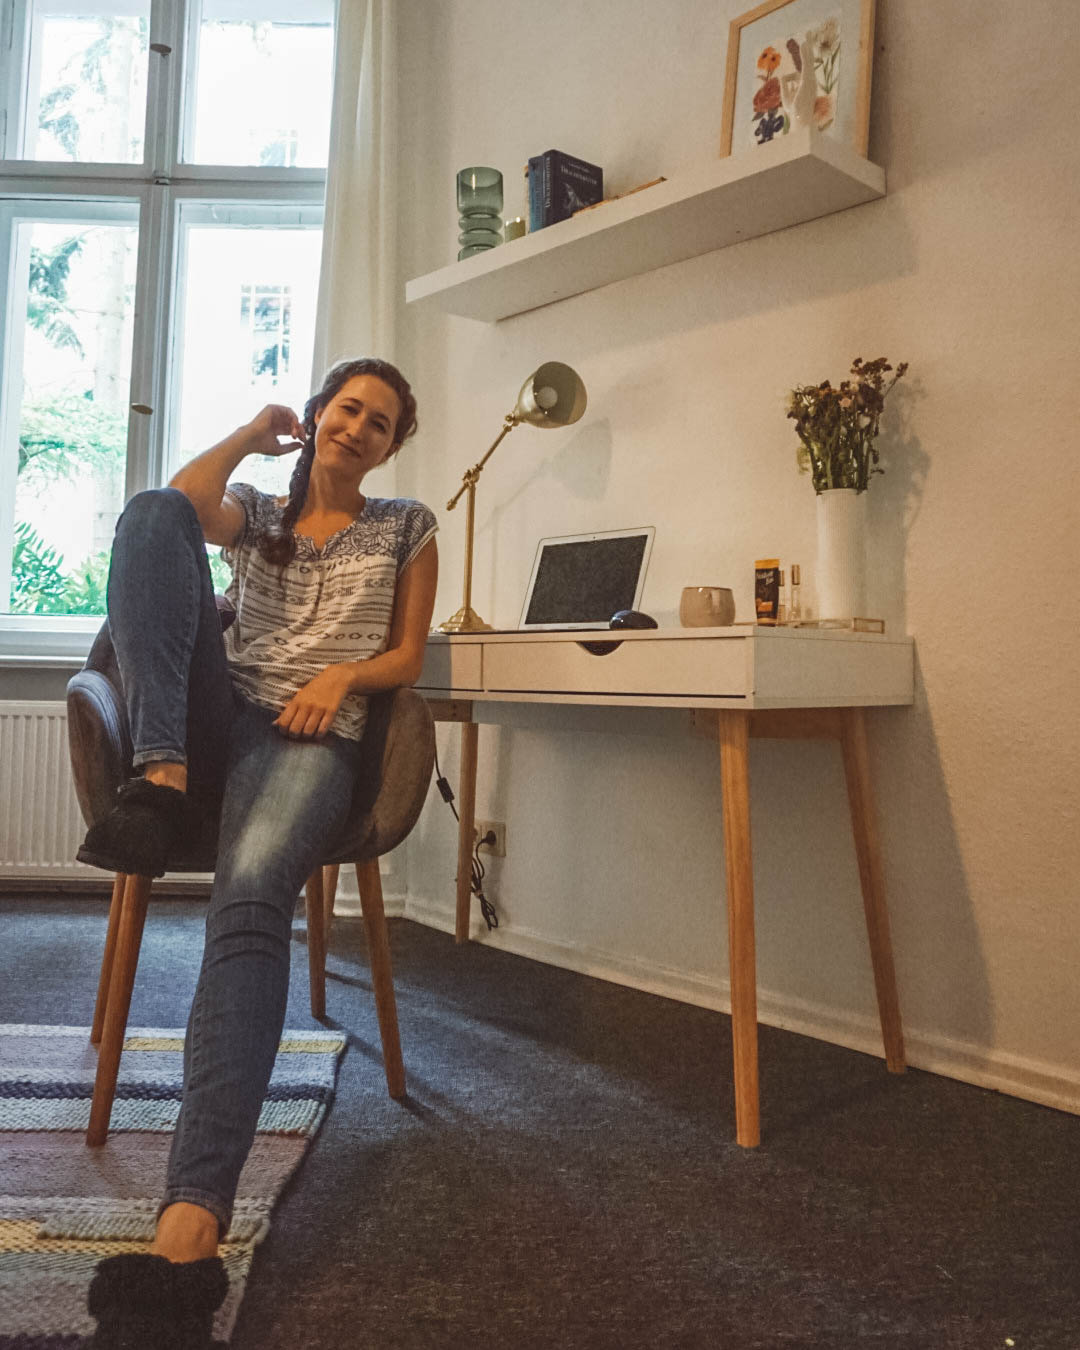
[81,357,438,1349]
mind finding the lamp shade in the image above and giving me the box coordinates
[513,362,587,429]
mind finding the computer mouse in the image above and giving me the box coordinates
[609,609,658,630]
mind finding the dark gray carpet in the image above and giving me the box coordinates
[2,895,1078,1349]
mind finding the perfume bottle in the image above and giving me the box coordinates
[789,563,802,626]
[777,570,787,625]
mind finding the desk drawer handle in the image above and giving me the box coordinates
[577,640,622,655]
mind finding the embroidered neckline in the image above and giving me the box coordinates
[283,496,373,557]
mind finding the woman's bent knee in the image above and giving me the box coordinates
[118,487,201,539]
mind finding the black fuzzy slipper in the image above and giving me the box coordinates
[88,1252,228,1349]
[77,777,199,878]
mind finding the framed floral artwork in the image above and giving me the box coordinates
[719,0,876,157]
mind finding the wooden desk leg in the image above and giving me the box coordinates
[839,707,906,1073]
[455,719,479,944]
[717,709,760,1148]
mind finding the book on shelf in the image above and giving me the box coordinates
[527,150,603,231]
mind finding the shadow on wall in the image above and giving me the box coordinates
[871,645,991,1052]
[745,642,989,1056]
[437,642,991,1072]
[866,369,930,636]
[482,417,614,518]
[500,190,918,358]
[476,418,614,621]
[869,2,1049,190]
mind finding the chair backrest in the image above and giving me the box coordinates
[66,606,231,846]
[67,625,133,830]
[326,686,436,864]
[67,616,437,870]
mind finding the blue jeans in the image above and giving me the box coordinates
[107,489,367,1232]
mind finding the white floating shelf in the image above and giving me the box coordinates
[405,128,885,323]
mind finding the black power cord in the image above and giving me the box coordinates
[433,744,499,931]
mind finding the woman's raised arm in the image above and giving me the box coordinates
[169,404,305,547]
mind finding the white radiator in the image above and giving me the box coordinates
[0,700,408,899]
[0,701,95,879]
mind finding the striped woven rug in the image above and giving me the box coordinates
[0,1023,346,1348]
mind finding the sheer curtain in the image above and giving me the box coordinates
[312,0,399,379]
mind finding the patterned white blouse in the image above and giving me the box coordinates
[220,483,437,741]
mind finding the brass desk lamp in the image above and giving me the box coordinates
[439,361,587,633]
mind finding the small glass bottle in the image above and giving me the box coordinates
[777,570,787,625]
[789,563,802,626]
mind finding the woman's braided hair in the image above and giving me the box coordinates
[258,357,419,567]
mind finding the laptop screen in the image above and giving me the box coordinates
[520,529,654,630]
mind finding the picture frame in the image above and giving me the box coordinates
[719,0,876,158]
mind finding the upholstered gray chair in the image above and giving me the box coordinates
[67,607,435,1146]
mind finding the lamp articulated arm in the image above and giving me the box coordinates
[437,362,587,635]
[438,414,519,633]
[445,412,518,511]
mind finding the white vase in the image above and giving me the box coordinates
[815,488,867,623]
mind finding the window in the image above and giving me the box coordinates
[241,284,293,383]
[9,0,152,165]
[0,0,334,650]
[169,201,323,498]
[186,3,334,167]
[0,202,138,618]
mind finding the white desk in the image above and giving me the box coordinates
[416,624,914,1147]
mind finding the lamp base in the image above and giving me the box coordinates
[437,605,493,634]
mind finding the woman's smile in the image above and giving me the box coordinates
[313,373,403,478]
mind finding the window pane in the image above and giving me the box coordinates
[3,216,138,617]
[171,219,322,541]
[22,2,150,163]
[187,2,334,167]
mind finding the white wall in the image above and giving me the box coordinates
[391,1,1080,1111]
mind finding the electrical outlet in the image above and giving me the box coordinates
[474,819,506,857]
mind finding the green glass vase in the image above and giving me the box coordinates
[457,167,503,260]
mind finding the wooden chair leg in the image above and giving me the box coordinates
[91,873,127,1046]
[839,707,906,1073]
[322,863,340,936]
[355,858,405,1099]
[306,866,327,1019]
[87,873,153,1147]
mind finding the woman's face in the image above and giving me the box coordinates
[312,374,402,481]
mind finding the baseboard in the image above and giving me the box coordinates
[332,890,407,920]
[0,874,213,896]
[401,892,1080,1120]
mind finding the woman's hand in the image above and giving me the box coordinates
[241,404,306,458]
[274,665,354,740]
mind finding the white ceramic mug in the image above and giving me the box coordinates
[679,586,736,628]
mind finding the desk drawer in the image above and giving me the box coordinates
[484,637,750,698]
[417,641,483,693]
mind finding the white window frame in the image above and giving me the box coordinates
[0,0,329,660]
[0,193,143,651]
[1,0,162,174]
[165,194,323,479]
[0,0,32,161]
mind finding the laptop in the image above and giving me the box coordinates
[518,527,655,631]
